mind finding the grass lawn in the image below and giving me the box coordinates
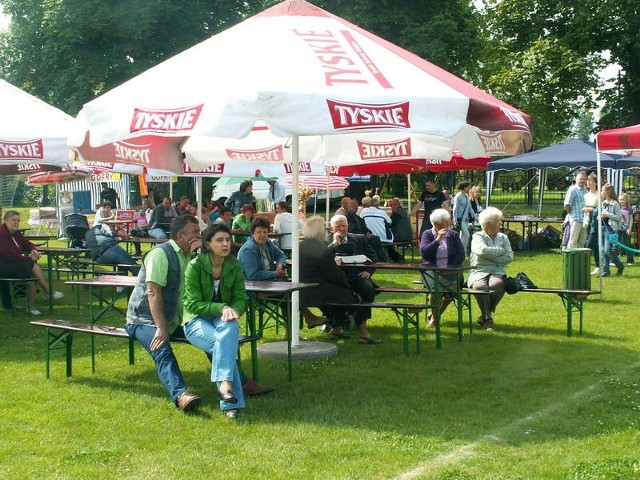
[0,223,639,479]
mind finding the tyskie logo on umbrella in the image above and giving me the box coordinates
[114,141,152,164]
[327,100,410,130]
[477,132,507,154]
[183,163,224,175]
[225,145,284,161]
[130,105,203,134]
[357,139,412,160]
[283,162,313,174]
[0,139,44,160]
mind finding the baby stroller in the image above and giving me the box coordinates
[64,213,90,248]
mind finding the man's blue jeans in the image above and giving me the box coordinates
[184,315,245,411]
[98,245,140,275]
[148,227,168,239]
[124,323,187,404]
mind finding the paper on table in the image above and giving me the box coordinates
[339,255,372,264]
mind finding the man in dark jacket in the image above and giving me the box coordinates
[325,214,382,345]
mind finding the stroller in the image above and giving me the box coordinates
[64,213,90,248]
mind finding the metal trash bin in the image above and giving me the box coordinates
[562,248,591,290]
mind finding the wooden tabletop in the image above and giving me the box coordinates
[244,280,319,293]
[340,262,473,273]
[66,275,138,288]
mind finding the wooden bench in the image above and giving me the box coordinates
[30,319,260,380]
[375,285,493,338]
[517,287,600,336]
[327,301,430,355]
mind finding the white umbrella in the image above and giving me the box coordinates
[69,0,532,349]
[1,79,73,167]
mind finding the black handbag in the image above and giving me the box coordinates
[515,272,537,289]
[503,275,524,294]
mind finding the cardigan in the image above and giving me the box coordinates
[182,253,247,325]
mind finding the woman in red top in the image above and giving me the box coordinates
[0,210,63,315]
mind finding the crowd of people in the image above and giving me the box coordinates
[4,173,634,418]
[564,171,633,277]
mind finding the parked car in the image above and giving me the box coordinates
[211,179,343,208]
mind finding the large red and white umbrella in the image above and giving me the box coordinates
[25,167,93,185]
[1,79,73,167]
[285,175,349,190]
[70,0,531,173]
[69,0,531,352]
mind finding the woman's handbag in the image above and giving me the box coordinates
[503,272,537,294]
[503,275,524,294]
[515,271,537,289]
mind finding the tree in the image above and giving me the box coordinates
[0,0,270,114]
[479,0,640,145]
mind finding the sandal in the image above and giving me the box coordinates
[306,316,329,328]
[359,337,383,345]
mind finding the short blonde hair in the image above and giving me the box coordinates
[478,206,503,229]
[302,216,326,241]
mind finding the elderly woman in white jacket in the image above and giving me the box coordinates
[467,207,514,331]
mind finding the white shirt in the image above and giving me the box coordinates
[360,206,393,243]
[273,211,302,249]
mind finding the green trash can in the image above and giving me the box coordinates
[562,248,591,290]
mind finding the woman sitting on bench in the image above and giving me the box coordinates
[467,207,514,331]
[420,208,465,327]
[182,223,247,420]
[0,210,64,315]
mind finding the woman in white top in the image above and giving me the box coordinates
[273,201,302,252]
[452,181,473,255]
[467,207,514,331]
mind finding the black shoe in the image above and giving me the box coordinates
[218,389,238,404]
[320,324,332,334]
[600,272,611,277]
[616,265,625,277]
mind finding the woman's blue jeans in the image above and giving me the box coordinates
[124,323,187,404]
[184,315,245,411]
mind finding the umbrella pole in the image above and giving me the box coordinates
[291,137,301,348]
[325,170,330,224]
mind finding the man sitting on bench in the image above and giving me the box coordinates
[86,224,140,276]
[125,216,272,413]
[326,214,382,345]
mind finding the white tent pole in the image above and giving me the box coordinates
[537,168,546,217]
[596,148,604,297]
[290,136,301,347]
[485,171,493,207]
[195,177,202,223]
[325,169,331,224]
[407,174,412,212]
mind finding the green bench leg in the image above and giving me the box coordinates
[43,327,74,379]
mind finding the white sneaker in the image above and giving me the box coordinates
[29,309,42,315]
[590,268,600,275]
[47,291,64,300]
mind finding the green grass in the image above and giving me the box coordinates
[1,214,640,479]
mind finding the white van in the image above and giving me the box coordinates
[211,180,344,208]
